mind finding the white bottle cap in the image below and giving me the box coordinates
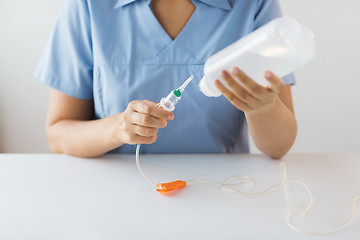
[198,76,221,97]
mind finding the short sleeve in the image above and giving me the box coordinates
[34,0,93,99]
[282,73,296,85]
[253,0,296,86]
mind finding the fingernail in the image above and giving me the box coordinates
[265,71,272,78]
[232,67,240,75]
[219,71,226,79]
[168,115,174,120]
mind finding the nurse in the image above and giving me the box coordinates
[35,0,297,159]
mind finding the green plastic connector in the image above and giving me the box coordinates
[173,89,182,97]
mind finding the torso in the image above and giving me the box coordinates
[88,0,269,153]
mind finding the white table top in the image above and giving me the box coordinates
[0,153,359,240]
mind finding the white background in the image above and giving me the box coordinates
[0,0,359,153]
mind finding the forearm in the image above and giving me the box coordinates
[245,97,297,159]
[47,114,122,158]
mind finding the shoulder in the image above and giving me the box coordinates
[229,0,280,11]
[60,0,114,15]
[228,0,261,8]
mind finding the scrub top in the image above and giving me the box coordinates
[35,0,295,154]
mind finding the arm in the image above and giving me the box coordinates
[245,85,297,159]
[215,68,297,159]
[46,89,174,158]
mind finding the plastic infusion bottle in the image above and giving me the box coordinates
[198,16,316,97]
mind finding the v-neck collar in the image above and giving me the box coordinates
[144,1,199,43]
[113,0,232,11]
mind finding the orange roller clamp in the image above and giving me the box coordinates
[156,180,187,194]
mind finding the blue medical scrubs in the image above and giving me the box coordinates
[35,0,295,154]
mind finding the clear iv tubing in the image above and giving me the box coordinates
[135,144,360,235]
[134,74,359,235]
[279,162,360,235]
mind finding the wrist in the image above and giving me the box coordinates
[107,113,126,148]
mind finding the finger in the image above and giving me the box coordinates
[230,67,268,99]
[127,134,157,145]
[137,135,157,145]
[219,70,260,107]
[129,100,174,121]
[131,112,167,128]
[132,124,158,137]
[214,80,250,112]
[264,71,285,93]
